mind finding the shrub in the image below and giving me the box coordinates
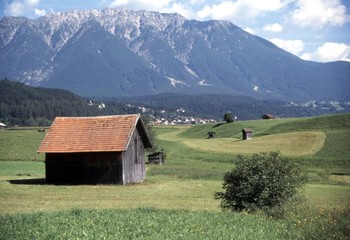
[215,152,308,213]
[224,112,234,123]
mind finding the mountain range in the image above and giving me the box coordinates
[0,8,349,101]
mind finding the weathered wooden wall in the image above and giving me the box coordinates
[122,129,146,184]
[242,131,252,140]
[45,152,123,184]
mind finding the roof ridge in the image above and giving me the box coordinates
[56,114,140,119]
[124,114,140,150]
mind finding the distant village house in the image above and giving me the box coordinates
[261,114,274,120]
[38,114,152,185]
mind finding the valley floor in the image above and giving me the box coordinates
[0,114,349,239]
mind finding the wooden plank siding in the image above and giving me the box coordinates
[45,152,123,184]
[45,129,146,185]
[122,129,146,184]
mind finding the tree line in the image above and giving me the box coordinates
[115,93,346,121]
[0,80,133,126]
[2,79,349,126]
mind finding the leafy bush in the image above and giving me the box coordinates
[224,112,234,123]
[215,152,308,213]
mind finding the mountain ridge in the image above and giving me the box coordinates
[0,8,349,101]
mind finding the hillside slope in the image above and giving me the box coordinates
[180,114,350,139]
[0,80,132,126]
[159,114,350,161]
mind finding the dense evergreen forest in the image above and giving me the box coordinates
[114,93,350,120]
[1,79,349,126]
[0,80,133,126]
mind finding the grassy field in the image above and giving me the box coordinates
[0,114,349,239]
[0,128,46,162]
[2,206,349,240]
[161,129,326,156]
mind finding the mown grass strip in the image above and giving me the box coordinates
[180,131,326,156]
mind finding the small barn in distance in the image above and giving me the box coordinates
[148,151,164,165]
[261,114,274,120]
[242,128,253,140]
[0,123,6,131]
[38,114,152,185]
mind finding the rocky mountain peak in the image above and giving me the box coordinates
[0,8,349,101]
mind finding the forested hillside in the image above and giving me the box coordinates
[0,80,132,126]
[116,94,350,120]
[1,79,349,126]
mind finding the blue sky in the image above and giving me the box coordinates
[1,0,350,62]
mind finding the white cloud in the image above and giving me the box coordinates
[109,0,195,18]
[270,38,304,55]
[301,42,350,62]
[110,0,128,6]
[4,0,46,17]
[244,27,256,34]
[291,0,350,29]
[161,3,194,19]
[263,23,283,32]
[5,1,26,16]
[34,8,46,16]
[196,1,235,20]
[109,0,171,11]
[196,0,290,21]
[189,0,205,5]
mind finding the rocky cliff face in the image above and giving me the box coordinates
[1,8,349,100]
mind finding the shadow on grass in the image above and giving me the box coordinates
[212,123,225,128]
[8,178,46,185]
[7,178,130,186]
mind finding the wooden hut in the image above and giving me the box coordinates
[0,123,6,131]
[148,152,164,165]
[37,114,152,185]
[261,114,274,120]
[242,128,253,140]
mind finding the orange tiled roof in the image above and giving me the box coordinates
[38,114,141,153]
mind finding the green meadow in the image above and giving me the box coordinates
[0,114,349,239]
